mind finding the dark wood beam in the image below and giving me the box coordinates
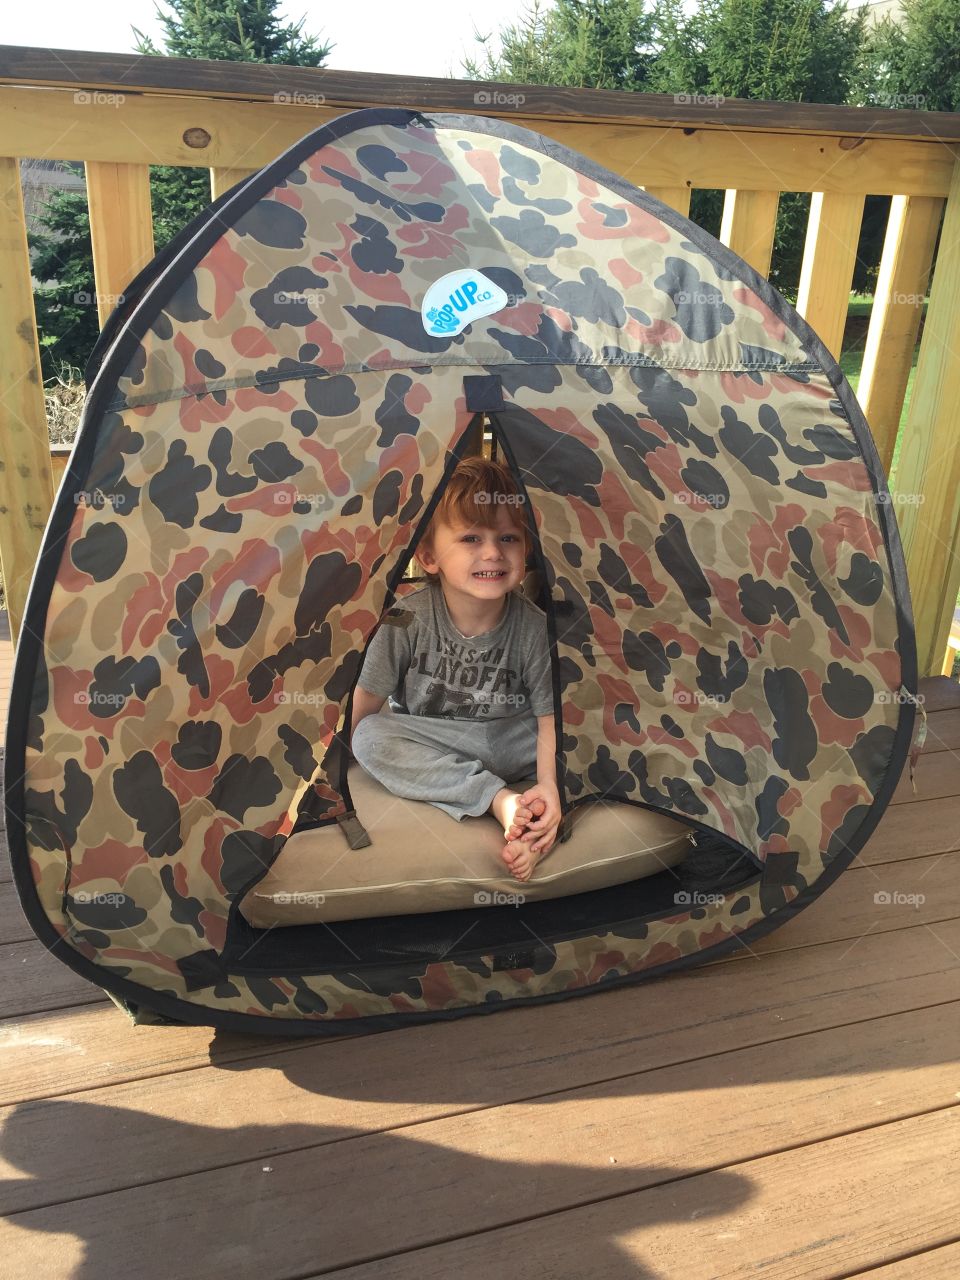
[1,45,960,142]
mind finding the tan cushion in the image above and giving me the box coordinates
[239,764,693,926]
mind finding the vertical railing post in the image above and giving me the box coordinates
[643,187,691,218]
[720,189,780,277]
[858,194,942,472]
[0,156,54,646]
[210,168,256,201]
[893,160,960,678]
[796,191,865,360]
[85,162,155,327]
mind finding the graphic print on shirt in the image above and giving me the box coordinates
[412,634,525,718]
[361,588,552,721]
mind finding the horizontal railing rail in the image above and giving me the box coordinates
[0,44,958,679]
[4,45,960,141]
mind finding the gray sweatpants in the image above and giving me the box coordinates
[351,711,539,822]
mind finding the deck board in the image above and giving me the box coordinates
[320,1111,959,1280]
[852,1241,960,1277]
[859,793,960,864]
[0,609,957,1278]
[711,850,959,964]
[890,749,960,804]
[2,917,958,1109]
[0,879,30,943]
[1,1008,958,1274]
[921,705,960,752]
[917,676,960,712]
[0,940,111,1020]
[1,987,958,1220]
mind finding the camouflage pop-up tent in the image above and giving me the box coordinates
[5,107,918,1035]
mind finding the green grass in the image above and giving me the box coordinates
[845,296,876,319]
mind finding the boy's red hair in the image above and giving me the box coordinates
[418,456,530,552]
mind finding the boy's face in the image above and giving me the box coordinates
[416,504,527,602]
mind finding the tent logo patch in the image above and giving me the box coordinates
[421,269,508,336]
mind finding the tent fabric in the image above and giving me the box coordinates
[4,107,916,1035]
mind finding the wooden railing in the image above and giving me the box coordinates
[1,46,959,677]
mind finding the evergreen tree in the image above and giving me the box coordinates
[135,1,333,249]
[466,0,657,92]
[649,0,867,298]
[467,0,868,298]
[650,0,863,105]
[133,0,332,64]
[853,0,960,112]
[29,0,332,376]
[28,190,101,379]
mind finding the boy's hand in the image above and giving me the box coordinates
[519,781,562,854]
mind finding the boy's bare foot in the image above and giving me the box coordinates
[501,832,547,883]
[502,802,560,882]
[490,791,552,880]
[526,797,546,821]
[490,789,543,841]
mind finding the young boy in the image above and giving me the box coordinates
[349,456,561,882]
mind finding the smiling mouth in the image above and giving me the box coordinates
[473,570,506,579]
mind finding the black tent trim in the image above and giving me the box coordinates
[7,838,863,1038]
[4,106,918,1033]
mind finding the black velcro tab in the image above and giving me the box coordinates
[463,374,504,412]
[176,948,228,992]
[337,811,372,849]
[760,849,798,887]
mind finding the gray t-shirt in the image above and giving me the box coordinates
[358,582,554,721]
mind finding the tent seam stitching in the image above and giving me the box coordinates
[109,357,823,411]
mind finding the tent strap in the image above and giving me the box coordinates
[337,810,372,850]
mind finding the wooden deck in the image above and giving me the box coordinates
[1,610,958,1277]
